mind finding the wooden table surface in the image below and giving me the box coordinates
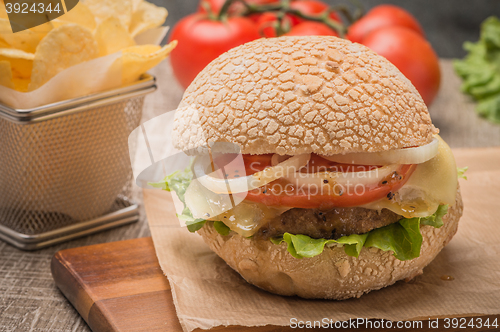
[1,59,499,332]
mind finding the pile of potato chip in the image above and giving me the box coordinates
[0,0,176,92]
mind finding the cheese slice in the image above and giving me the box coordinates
[362,135,458,218]
[185,177,291,237]
[186,135,459,236]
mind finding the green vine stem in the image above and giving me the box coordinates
[200,0,218,21]
[217,0,359,38]
[285,7,347,36]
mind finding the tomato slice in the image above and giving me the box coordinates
[212,154,416,209]
[243,164,416,209]
[240,153,379,174]
[300,154,381,173]
[241,154,274,173]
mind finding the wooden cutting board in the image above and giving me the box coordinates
[51,237,296,332]
[51,237,498,332]
[51,238,181,332]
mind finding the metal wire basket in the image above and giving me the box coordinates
[0,75,156,250]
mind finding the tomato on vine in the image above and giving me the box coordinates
[347,4,424,44]
[172,0,440,106]
[285,21,338,36]
[361,26,440,106]
[288,0,341,26]
[198,0,279,16]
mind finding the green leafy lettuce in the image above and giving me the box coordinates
[272,205,448,261]
[271,233,368,259]
[213,221,231,236]
[149,167,234,235]
[149,167,206,233]
[458,166,469,180]
[454,16,500,123]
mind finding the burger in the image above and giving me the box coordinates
[158,36,463,300]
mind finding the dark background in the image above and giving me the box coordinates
[153,0,500,58]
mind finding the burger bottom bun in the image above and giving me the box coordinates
[198,186,463,300]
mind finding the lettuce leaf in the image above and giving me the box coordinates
[214,220,231,236]
[364,218,423,261]
[273,233,369,259]
[273,205,448,261]
[148,166,193,202]
[454,16,500,124]
[177,213,206,232]
[150,167,231,235]
[457,166,469,180]
[421,204,448,228]
[149,166,205,232]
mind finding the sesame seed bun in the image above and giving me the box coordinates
[198,187,462,300]
[173,36,437,155]
[174,36,455,300]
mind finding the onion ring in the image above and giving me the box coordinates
[271,154,290,166]
[322,137,439,165]
[283,164,399,190]
[193,153,311,194]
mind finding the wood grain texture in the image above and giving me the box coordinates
[51,238,180,332]
[1,59,499,332]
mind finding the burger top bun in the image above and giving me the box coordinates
[173,36,437,156]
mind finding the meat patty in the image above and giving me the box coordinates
[256,207,402,240]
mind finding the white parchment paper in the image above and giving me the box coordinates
[145,148,500,332]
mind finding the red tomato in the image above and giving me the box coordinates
[252,0,281,4]
[255,12,279,37]
[347,5,424,44]
[169,14,261,89]
[241,154,273,173]
[285,21,338,36]
[198,0,227,15]
[361,26,441,106]
[240,154,377,175]
[256,12,278,38]
[234,154,416,209]
[289,0,340,25]
[254,12,294,37]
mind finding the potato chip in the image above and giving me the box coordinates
[0,18,40,53]
[122,44,161,55]
[95,16,135,57]
[0,48,34,79]
[129,1,167,37]
[28,21,54,41]
[49,20,68,29]
[0,60,14,88]
[12,77,30,91]
[120,41,177,85]
[55,2,96,31]
[132,0,142,12]
[29,24,99,91]
[0,0,8,20]
[84,0,133,29]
